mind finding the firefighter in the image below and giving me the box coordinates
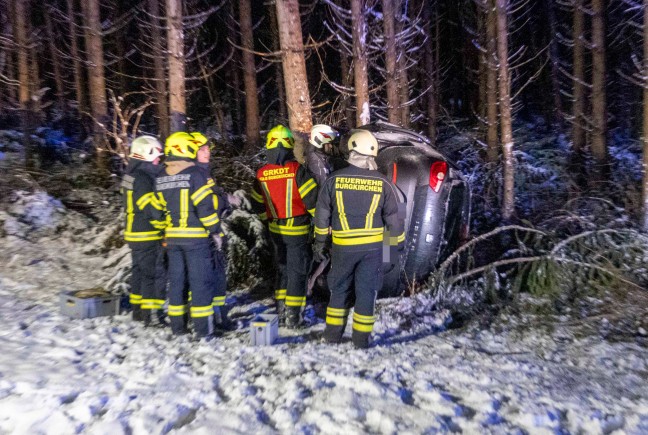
[192,132,232,329]
[251,125,318,328]
[305,124,340,186]
[314,129,404,349]
[156,131,224,338]
[121,135,167,325]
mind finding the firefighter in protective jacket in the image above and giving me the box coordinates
[251,125,318,327]
[305,124,339,185]
[121,135,166,324]
[156,132,224,338]
[314,129,404,349]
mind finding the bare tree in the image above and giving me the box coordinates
[422,0,439,143]
[571,0,586,160]
[275,0,313,146]
[382,0,400,124]
[66,0,86,112]
[485,0,499,162]
[591,0,608,176]
[12,0,36,168]
[644,0,648,230]
[147,0,169,138]
[496,0,515,221]
[81,0,108,169]
[44,10,64,105]
[166,0,185,132]
[351,0,370,125]
[239,0,260,151]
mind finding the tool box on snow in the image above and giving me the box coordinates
[60,288,120,319]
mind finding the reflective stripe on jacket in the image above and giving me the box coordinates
[314,164,405,251]
[121,161,165,245]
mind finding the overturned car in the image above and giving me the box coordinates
[312,121,471,298]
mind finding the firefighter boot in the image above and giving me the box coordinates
[323,324,345,344]
[132,305,144,322]
[285,306,303,329]
[352,329,372,349]
[276,299,286,325]
[213,305,234,331]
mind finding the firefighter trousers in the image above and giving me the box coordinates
[130,242,165,322]
[167,242,216,338]
[324,247,383,348]
[212,247,228,323]
[269,232,311,313]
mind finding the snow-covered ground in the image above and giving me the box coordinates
[1,196,647,434]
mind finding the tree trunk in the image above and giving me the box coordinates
[546,0,562,126]
[396,1,410,127]
[486,0,499,163]
[66,0,85,113]
[423,0,438,143]
[81,0,108,171]
[642,0,648,231]
[166,0,186,132]
[148,0,169,138]
[12,0,36,169]
[239,0,261,152]
[590,0,608,175]
[496,0,515,221]
[351,0,370,125]
[44,12,64,105]
[228,1,242,134]
[275,0,312,159]
[382,0,400,124]
[572,0,586,157]
[340,47,355,129]
[268,3,287,124]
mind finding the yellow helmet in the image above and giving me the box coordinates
[266,125,294,150]
[165,131,201,159]
[190,132,209,147]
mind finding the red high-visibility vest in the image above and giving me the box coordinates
[256,161,308,219]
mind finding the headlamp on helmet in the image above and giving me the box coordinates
[129,135,163,162]
[310,124,339,148]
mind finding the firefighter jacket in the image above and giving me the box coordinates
[305,145,332,186]
[251,149,318,237]
[196,162,231,218]
[314,164,405,251]
[121,160,166,246]
[155,159,223,245]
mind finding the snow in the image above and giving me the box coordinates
[1,197,647,434]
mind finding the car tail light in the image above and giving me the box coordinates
[429,161,448,193]
[392,163,398,183]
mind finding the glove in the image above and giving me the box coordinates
[212,234,228,252]
[313,240,328,263]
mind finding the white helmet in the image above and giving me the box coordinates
[129,135,163,162]
[309,124,339,148]
[347,130,378,157]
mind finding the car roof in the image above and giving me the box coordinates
[355,121,447,161]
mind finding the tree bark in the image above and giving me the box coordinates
[423,0,438,143]
[340,47,355,129]
[275,0,312,158]
[268,3,287,124]
[485,0,499,163]
[396,1,409,127]
[496,0,515,221]
[572,0,586,157]
[148,0,169,138]
[546,0,562,126]
[12,0,36,169]
[351,0,370,125]
[642,0,648,231]
[239,0,261,152]
[81,0,108,169]
[44,12,64,105]
[382,0,400,124]
[590,0,608,173]
[166,0,186,132]
[228,0,242,134]
[66,0,85,113]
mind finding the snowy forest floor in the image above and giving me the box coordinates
[1,126,648,434]
[0,191,646,434]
